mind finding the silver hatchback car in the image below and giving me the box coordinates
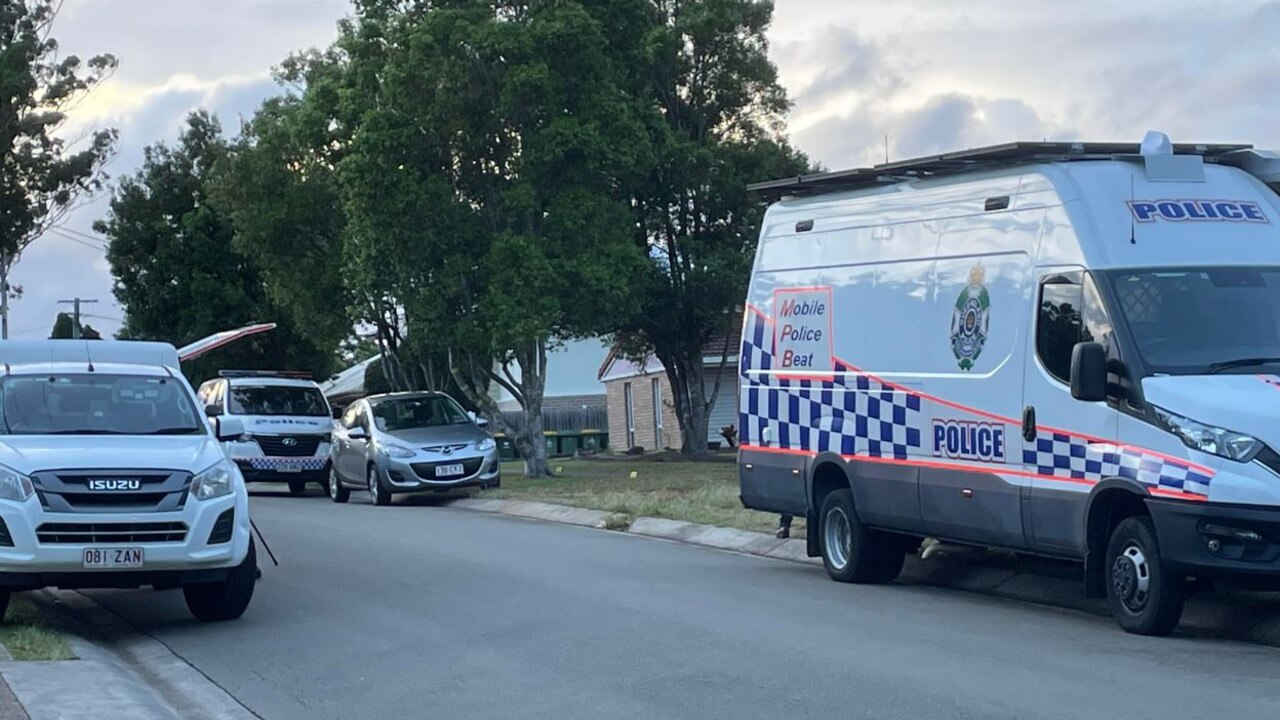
[328,392,500,505]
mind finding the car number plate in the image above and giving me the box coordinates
[82,548,144,569]
[277,462,303,473]
[435,463,465,477]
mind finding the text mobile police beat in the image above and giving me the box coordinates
[773,287,834,372]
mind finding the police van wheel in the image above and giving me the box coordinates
[184,541,257,622]
[819,488,904,584]
[1105,516,1185,636]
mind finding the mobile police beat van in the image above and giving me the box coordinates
[0,341,256,622]
[739,132,1280,635]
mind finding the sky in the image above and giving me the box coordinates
[10,0,1280,346]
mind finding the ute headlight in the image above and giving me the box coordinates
[191,461,236,501]
[0,465,34,502]
[1152,406,1262,462]
[379,443,417,459]
[476,437,496,452]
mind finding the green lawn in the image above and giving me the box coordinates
[484,457,805,537]
[0,594,75,661]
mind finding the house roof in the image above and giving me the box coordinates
[597,319,743,382]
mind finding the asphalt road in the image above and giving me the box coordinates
[86,489,1280,720]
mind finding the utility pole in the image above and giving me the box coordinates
[1,250,9,340]
[58,298,97,339]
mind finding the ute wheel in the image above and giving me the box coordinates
[329,466,350,504]
[1105,516,1185,636]
[184,541,257,622]
[819,488,904,584]
[288,480,307,495]
[0,590,10,622]
[368,466,390,506]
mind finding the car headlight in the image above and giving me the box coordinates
[191,461,236,501]
[476,437,496,452]
[379,443,417,459]
[0,465,34,502]
[1152,406,1262,462]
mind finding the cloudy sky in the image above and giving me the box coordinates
[10,0,1280,341]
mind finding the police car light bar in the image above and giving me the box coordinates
[218,370,315,380]
[750,139,1254,198]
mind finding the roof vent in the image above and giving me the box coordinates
[1140,131,1173,157]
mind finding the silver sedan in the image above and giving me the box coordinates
[328,392,500,505]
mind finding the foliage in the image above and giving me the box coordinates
[48,311,100,339]
[0,0,116,335]
[96,112,334,383]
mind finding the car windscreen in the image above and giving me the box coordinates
[0,374,205,436]
[228,385,328,417]
[1106,267,1280,375]
[371,396,470,431]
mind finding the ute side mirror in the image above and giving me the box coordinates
[1070,342,1108,402]
[216,416,246,442]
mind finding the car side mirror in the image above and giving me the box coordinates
[204,404,221,418]
[1070,342,1108,402]
[348,426,368,440]
[216,416,245,442]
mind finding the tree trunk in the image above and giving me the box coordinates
[659,349,712,457]
[448,339,553,478]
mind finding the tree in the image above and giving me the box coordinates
[48,311,100,339]
[0,0,117,337]
[618,0,810,455]
[338,0,646,476]
[96,112,335,382]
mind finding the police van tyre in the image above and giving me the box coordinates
[329,466,350,503]
[819,488,905,584]
[368,465,391,506]
[288,480,307,495]
[1105,516,1186,636]
[183,540,258,622]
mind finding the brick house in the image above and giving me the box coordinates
[597,330,741,452]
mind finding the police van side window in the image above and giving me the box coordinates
[1036,274,1084,383]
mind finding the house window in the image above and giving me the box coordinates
[651,377,663,449]
[623,382,636,449]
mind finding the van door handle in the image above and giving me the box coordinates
[1022,405,1037,442]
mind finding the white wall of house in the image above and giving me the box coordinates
[490,338,611,406]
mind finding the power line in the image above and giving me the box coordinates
[47,227,107,253]
[50,224,108,245]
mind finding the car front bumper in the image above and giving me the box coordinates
[1148,497,1280,584]
[378,451,501,493]
[0,492,251,590]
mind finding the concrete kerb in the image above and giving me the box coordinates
[448,497,1280,647]
[0,590,258,720]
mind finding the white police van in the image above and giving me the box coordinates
[198,371,334,496]
[0,340,256,621]
[740,132,1280,635]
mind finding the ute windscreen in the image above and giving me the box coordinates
[0,374,204,435]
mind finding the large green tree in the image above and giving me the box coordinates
[619,0,810,454]
[0,0,116,338]
[338,0,646,476]
[97,112,334,383]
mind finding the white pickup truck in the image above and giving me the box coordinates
[0,340,256,621]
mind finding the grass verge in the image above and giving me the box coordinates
[485,458,805,537]
[0,594,76,661]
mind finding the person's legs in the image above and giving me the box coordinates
[776,513,793,539]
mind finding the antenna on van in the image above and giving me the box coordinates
[1129,174,1137,245]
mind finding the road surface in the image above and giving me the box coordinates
[87,490,1280,720]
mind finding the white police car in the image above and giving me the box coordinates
[741,132,1280,636]
[198,371,334,495]
[0,340,256,622]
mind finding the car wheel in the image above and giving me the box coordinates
[1106,515,1185,636]
[330,466,350,504]
[287,480,307,495]
[819,488,904,584]
[368,465,390,506]
[184,541,257,622]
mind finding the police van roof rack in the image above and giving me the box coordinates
[749,140,1254,199]
[218,370,314,380]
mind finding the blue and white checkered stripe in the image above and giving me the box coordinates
[245,457,327,472]
[1022,433,1212,495]
[739,312,922,459]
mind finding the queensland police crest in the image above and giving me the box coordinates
[950,264,990,370]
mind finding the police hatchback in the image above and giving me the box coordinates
[0,341,256,622]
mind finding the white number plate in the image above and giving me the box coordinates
[435,463,465,478]
[82,548,144,569]
[276,462,304,474]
